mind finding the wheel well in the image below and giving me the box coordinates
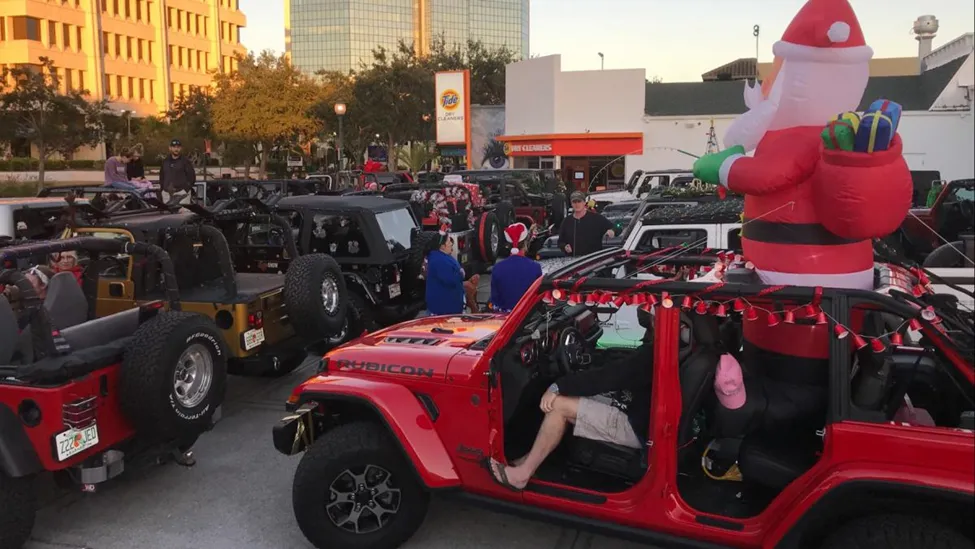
[782,481,974,548]
[307,396,436,491]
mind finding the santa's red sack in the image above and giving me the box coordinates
[812,134,912,241]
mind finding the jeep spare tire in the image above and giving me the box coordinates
[285,253,349,339]
[493,202,515,258]
[120,312,228,439]
[550,193,567,229]
[406,230,439,292]
[474,212,500,263]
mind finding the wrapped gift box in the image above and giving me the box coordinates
[854,111,894,153]
[821,119,857,151]
[830,111,861,134]
[867,99,902,132]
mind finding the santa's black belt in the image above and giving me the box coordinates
[741,219,861,246]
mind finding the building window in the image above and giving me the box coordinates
[176,9,181,31]
[78,70,84,91]
[63,24,71,49]
[168,45,173,66]
[128,77,134,98]
[219,22,223,40]
[12,16,41,42]
[126,37,132,59]
[116,75,123,97]
[147,41,152,63]
[196,50,202,71]
[149,80,154,101]
[178,46,183,67]
[76,26,82,51]
[0,17,5,41]
[166,8,171,28]
[135,0,141,21]
[115,34,121,57]
[146,1,151,24]
[101,0,107,12]
[103,31,109,54]
[124,0,131,19]
[104,73,111,96]
[64,69,73,91]
[202,16,207,37]
[139,78,145,99]
[48,21,57,46]
[113,0,119,16]
[137,39,144,60]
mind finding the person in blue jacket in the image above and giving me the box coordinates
[424,228,466,316]
[490,223,543,313]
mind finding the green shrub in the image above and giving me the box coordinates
[67,159,96,169]
[0,179,36,197]
[93,160,105,170]
[8,157,39,171]
[0,161,9,172]
[45,160,66,170]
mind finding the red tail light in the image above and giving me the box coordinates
[248,312,264,328]
[63,396,98,429]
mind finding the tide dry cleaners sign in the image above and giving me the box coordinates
[505,143,553,154]
[435,71,469,144]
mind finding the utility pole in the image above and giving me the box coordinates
[753,25,760,62]
[598,52,604,70]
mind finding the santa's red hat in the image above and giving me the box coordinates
[504,222,529,255]
[773,0,873,64]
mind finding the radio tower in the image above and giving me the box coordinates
[705,119,719,154]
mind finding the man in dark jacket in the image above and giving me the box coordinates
[558,191,615,257]
[489,319,654,490]
[159,139,196,200]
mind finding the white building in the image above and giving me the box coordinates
[499,36,974,195]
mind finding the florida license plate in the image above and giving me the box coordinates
[243,328,266,350]
[55,424,99,461]
[388,283,401,298]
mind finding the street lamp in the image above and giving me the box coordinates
[598,52,604,70]
[334,103,346,170]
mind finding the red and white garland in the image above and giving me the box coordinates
[411,185,476,228]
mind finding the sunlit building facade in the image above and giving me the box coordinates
[286,0,529,74]
[0,0,247,117]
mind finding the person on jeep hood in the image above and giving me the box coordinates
[159,139,196,197]
[489,312,655,491]
[490,223,542,313]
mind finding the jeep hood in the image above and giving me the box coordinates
[326,314,506,381]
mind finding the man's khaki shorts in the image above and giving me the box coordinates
[573,396,641,449]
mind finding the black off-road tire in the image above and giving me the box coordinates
[119,312,228,439]
[923,241,968,268]
[473,212,500,263]
[406,231,439,295]
[285,254,349,339]
[0,473,35,549]
[293,422,429,549]
[493,202,515,258]
[820,514,972,549]
[329,293,379,346]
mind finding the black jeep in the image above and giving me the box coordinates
[216,195,432,341]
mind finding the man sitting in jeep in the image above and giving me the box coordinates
[489,309,655,491]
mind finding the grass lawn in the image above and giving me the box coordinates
[0,180,81,197]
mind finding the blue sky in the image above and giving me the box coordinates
[239,0,974,82]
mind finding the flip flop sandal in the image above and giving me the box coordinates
[483,458,523,492]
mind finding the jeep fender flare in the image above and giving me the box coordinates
[0,403,43,478]
[342,273,379,305]
[298,376,460,490]
[772,478,974,547]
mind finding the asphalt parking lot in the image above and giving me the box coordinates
[25,272,655,549]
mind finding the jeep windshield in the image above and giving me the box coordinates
[376,208,416,254]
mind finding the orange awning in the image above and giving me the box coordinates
[496,132,644,157]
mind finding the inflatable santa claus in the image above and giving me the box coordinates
[693,0,913,364]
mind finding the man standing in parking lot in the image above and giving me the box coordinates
[558,191,615,257]
[159,139,196,202]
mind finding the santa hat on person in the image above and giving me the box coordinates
[504,222,529,255]
[773,0,873,64]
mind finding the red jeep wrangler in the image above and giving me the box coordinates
[0,238,227,549]
[273,249,974,549]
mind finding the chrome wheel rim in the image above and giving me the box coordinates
[490,228,500,255]
[327,317,349,344]
[321,276,340,315]
[173,343,213,408]
[326,465,401,534]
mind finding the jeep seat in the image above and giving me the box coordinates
[565,315,723,482]
[0,296,18,363]
[738,431,821,492]
[43,271,89,330]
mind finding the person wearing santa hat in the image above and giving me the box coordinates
[490,223,543,313]
[690,0,912,435]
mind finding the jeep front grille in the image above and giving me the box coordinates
[384,336,443,346]
[63,396,98,429]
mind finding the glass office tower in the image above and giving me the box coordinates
[286,0,529,74]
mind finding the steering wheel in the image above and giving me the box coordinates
[557,326,591,374]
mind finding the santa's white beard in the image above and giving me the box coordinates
[723,59,870,152]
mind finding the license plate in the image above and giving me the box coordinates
[388,283,401,298]
[243,328,265,350]
[55,424,99,462]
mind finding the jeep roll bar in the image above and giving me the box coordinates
[183,202,301,262]
[170,224,238,300]
[0,237,182,312]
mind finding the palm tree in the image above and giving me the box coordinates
[395,141,437,173]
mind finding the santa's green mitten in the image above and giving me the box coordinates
[693,146,746,186]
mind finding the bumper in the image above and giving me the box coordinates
[272,402,317,456]
[229,337,308,376]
